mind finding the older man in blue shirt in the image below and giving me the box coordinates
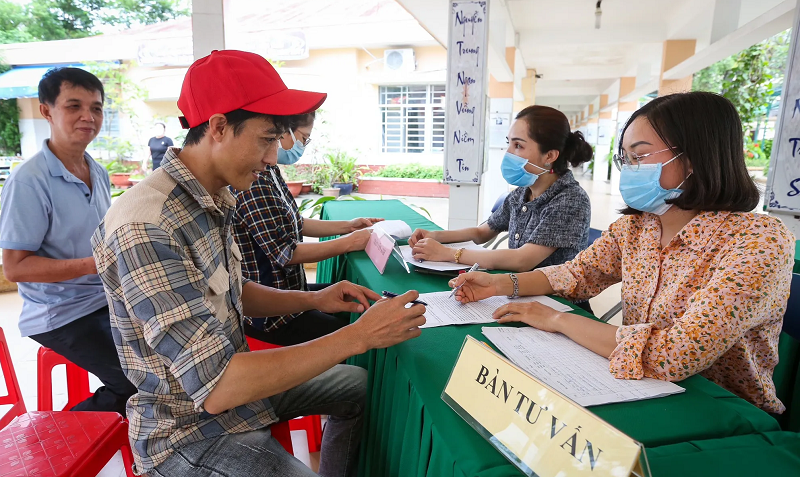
[0,67,135,414]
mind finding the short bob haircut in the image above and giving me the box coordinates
[38,67,105,105]
[183,110,290,147]
[618,91,760,214]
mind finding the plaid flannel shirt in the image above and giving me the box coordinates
[233,165,306,332]
[91,149,276,475]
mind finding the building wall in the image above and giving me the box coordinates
[17,98,49,159]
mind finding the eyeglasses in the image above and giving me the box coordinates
[612,147,676,171]
[289,129,312,147]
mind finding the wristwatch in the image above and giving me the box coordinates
[454,247,466,264]
[508,273,519,299]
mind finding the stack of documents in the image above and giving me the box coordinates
[400,241,486,271]
[418,291,573,328]
[369,220,412,240]
[482,326,685,406]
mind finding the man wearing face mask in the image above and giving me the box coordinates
[233,112,385,346]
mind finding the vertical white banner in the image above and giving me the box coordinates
[444,0,489,184]
[766,3,800,212]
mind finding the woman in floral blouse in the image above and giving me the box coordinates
[449,92,794,413]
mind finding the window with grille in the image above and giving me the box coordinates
[380,85,445,153]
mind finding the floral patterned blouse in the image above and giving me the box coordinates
[540,211,794,413]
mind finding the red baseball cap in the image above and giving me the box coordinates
[177,49,327,129]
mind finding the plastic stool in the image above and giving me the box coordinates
[0,411,135,477]
[271,420,293,454]
[37,347,92,412]
[0,328,26,429]
[246,336,324,452]
[0,327,135,476]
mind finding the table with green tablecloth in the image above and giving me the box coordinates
[795,240,800,273]
[317,199,785,477]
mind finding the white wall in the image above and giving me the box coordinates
[18,119,49,159]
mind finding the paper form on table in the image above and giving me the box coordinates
[400,241,486,271]
[481,326,685,406]
[418,291,573,328]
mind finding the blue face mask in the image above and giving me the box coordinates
[277,129,305,165]
[619,154,691,215]
[501,152,548,187]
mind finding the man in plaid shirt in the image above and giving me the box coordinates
[92,50,426,477]
[234,112,384,346]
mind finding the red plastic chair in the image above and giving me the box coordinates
[246,336,324,453]
[0,328,26,430]
[37,347,92,412]
[0,328,135,477]
[271,420,293,454]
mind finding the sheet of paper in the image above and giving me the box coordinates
[481,326,685,407]
[400,241,486,271]
[419,291,573,328]
[370,220,412,240]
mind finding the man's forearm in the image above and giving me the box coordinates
[288,239,351,265]
[302,218,349,238]
[3,255,95,283]
[204,324,365,414]
[241,281,319,317]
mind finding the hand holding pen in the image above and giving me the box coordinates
[449,263,480,298]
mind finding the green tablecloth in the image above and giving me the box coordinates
[319,200,783,477]
[795,240,800,273]
[647,431,800,476]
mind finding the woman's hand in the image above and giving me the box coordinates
[492,302,564,333]
[408,228,435,248]
[348,217,383,232]
[411,238,452,262]
[448,271,505,303]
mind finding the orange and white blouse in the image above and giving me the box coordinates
[540,211,794,413]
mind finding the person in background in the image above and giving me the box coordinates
[449,92,793,414]
[0,67,136,415]
[234,111,384,346]
[147,122,173,170]
[409,106,593,310]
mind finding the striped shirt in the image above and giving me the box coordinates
[233,165,306,332]
[91,149,276,474]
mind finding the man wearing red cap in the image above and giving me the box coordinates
[92,50,426,477]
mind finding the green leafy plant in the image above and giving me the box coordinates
[103,160,136,174]
[282,165,312,182]
[297,195,366,218]
[365,163,443,180]
[743,135,769,167]
[323,149,366,184]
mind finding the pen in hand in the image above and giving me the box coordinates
[382,290,428,306]
[449,263,480,298]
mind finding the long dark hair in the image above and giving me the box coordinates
[618,92,760,214]
[515,105,593,175]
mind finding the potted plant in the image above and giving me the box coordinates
[323,149,365,195]
[105,161,136,188]
[281,165,307,197]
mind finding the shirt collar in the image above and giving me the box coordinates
[42,139,93,179]
[521,169,576,204]
[160,147,236,214]
[675,211,731,251]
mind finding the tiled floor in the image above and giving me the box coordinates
[0,170,624,475]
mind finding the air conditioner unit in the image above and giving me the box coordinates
[383,49,415,72]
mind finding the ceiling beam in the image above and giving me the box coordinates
[662,0,796,80]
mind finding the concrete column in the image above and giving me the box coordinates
[658,40,696,96]
[17,98,49,159]
[711,0,742,43]
[191,0,234,59]
[513,68,536,115]
[478,46,516,223]
[611,77,638,194]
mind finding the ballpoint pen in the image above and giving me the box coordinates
[382,290,428,306]
[449,263,479,298]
